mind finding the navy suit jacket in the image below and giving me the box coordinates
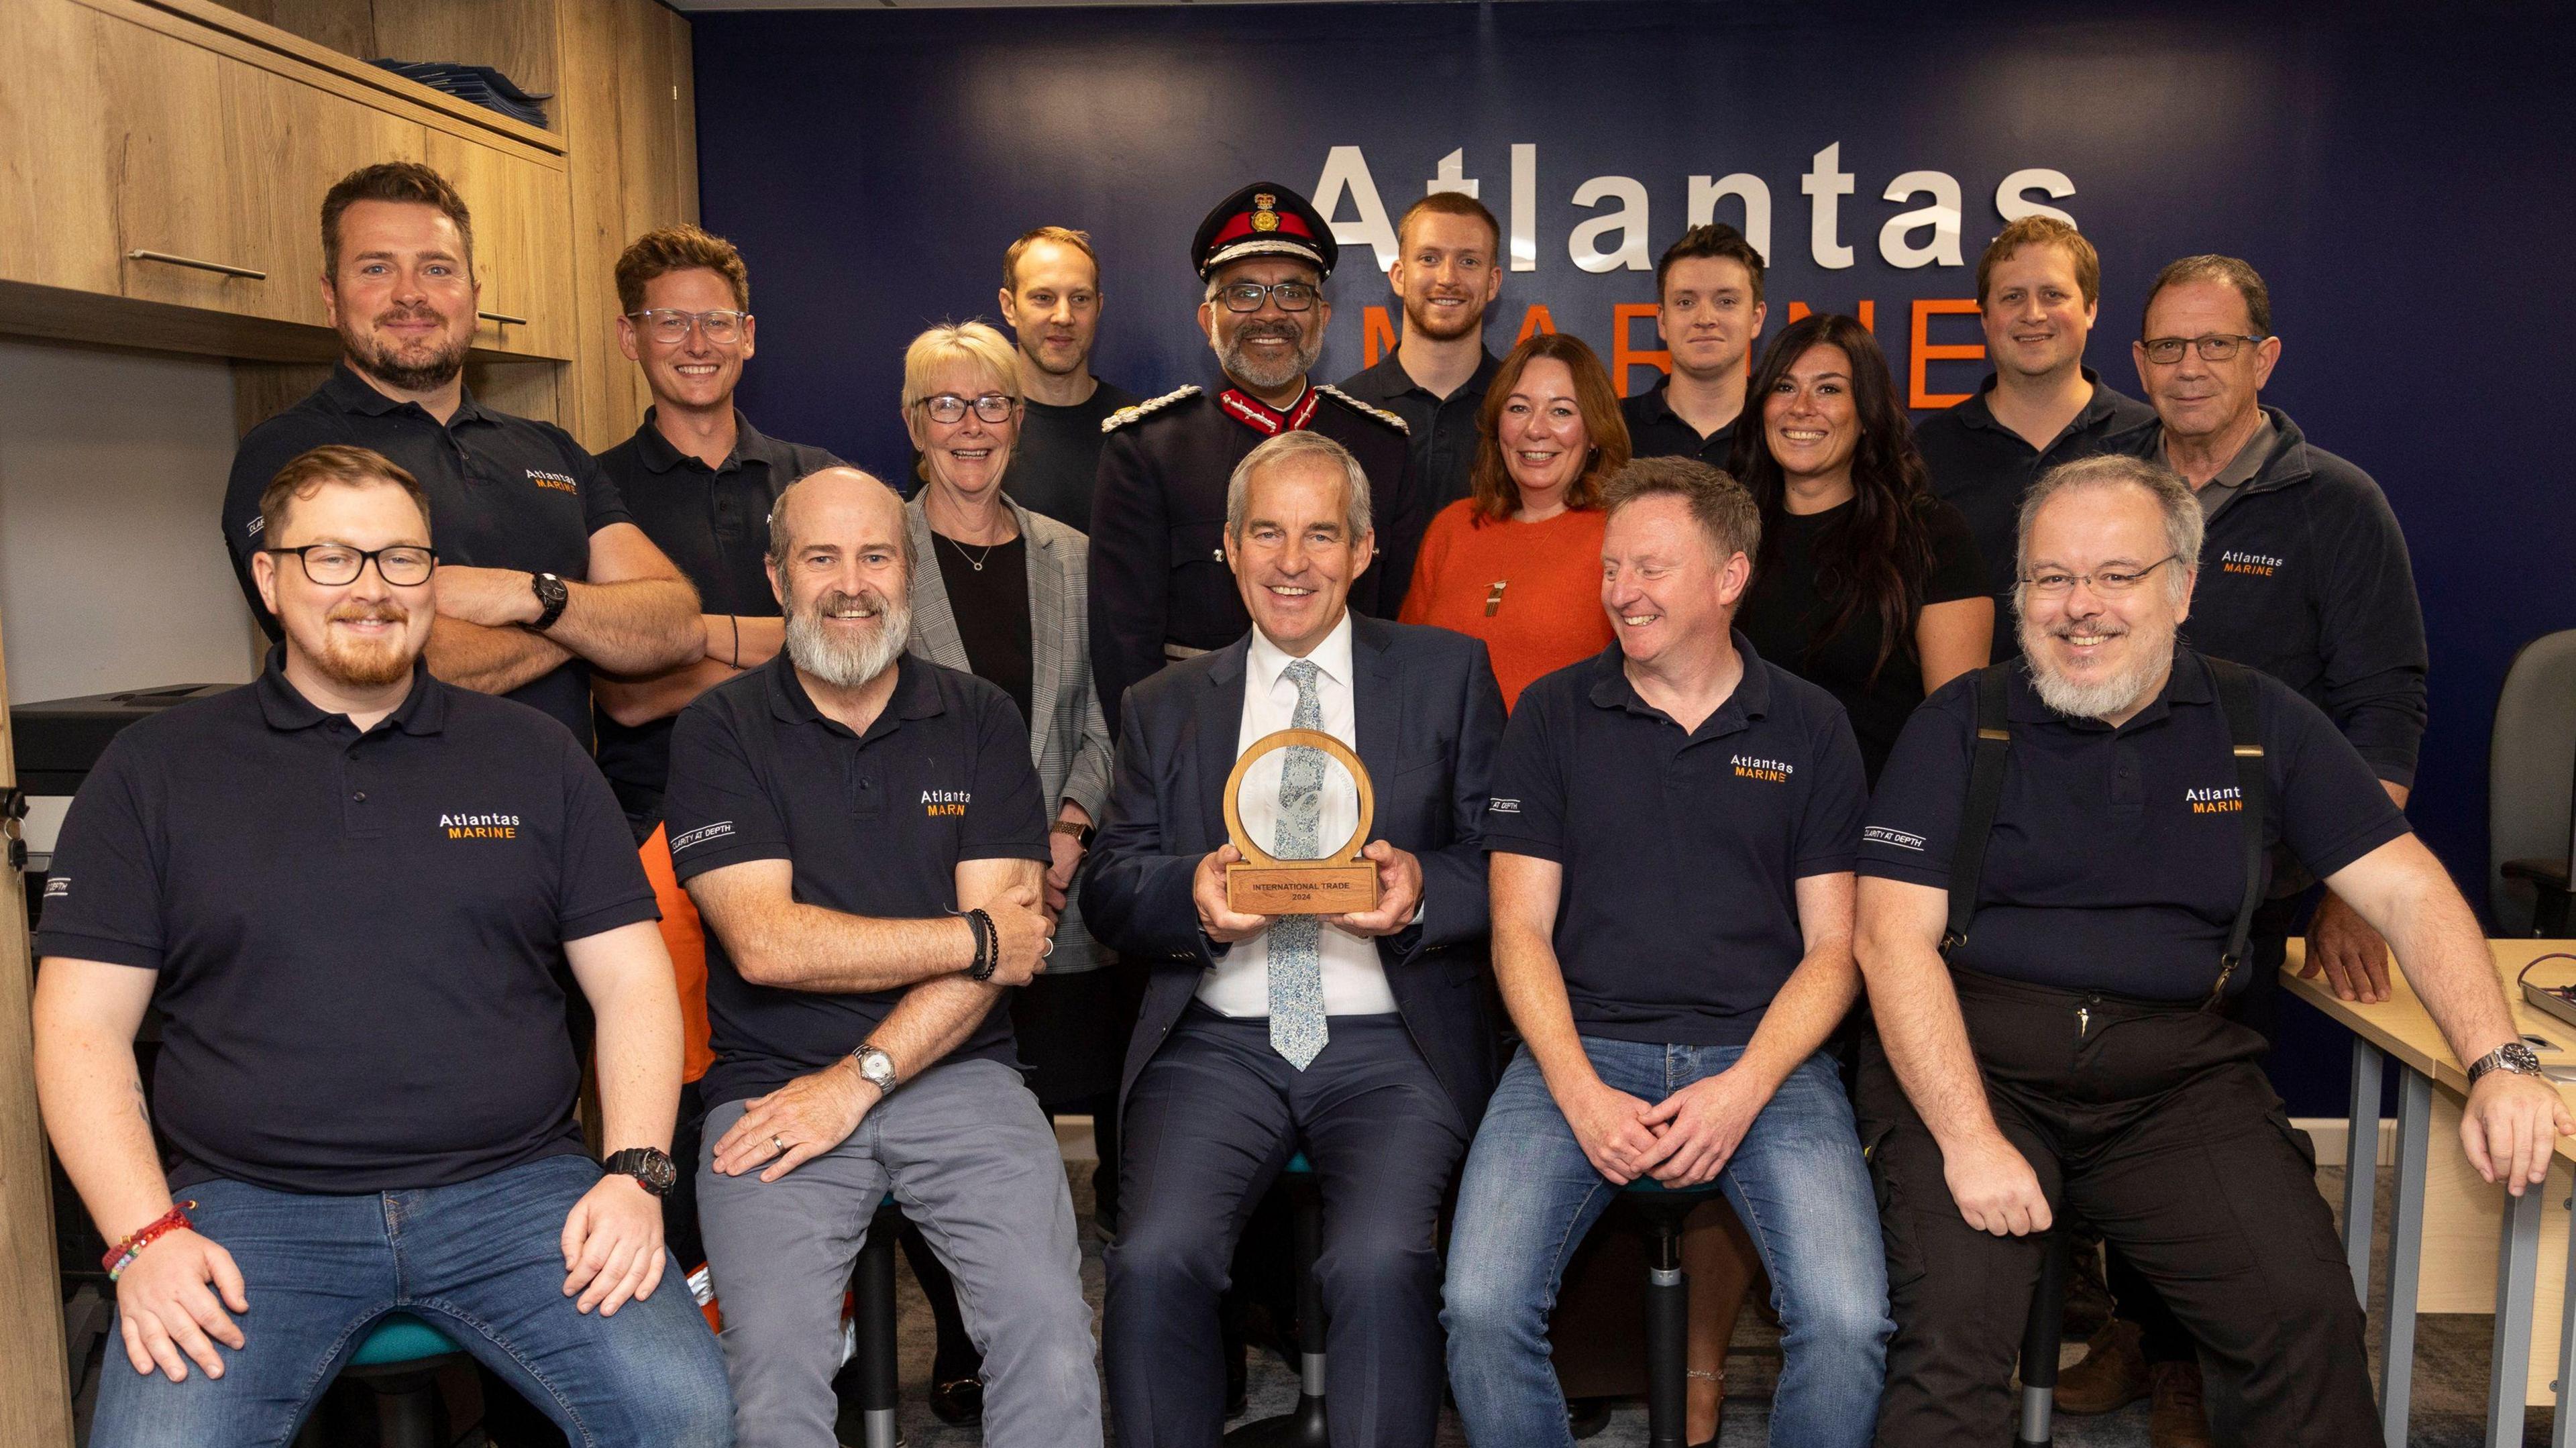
[1081,614,1507,1127]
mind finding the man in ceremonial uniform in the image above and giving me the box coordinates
[1089,181,1425,734]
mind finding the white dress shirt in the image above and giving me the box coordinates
[1196,612,1401,1018]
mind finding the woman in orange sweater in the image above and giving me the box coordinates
[1399,333,1628,708]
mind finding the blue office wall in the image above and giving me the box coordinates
[692,1,2576,1107]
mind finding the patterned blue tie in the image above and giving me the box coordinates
[1268,659,1328,1070]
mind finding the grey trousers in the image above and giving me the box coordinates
[697,1057,1102,1448]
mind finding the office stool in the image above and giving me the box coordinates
[851,1196,905,1448]
[1623,1177,1727,1448]
[337,1313,469,1448]
[1226,1152,1327,1446]
[2016,1231,2074,1446]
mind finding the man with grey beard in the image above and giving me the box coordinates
[1847,454,2569,1447]
[1087,180,1424,737]
[662,467,1100,1448]
[221,162,702,749]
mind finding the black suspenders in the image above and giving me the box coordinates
[1940,658,2270,1007]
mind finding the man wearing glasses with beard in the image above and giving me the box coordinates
[1087,180,1426,736]
[663,467,1101,1448]
[222,162,702,750]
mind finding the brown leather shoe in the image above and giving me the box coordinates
[2053,1319,2148,1414]
[2149,1359,2214,1448]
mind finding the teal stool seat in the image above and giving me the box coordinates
[1283,1152,1313,1174]
[348,1313,464,1367]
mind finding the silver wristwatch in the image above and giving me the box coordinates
[851,1044,900,1094]
[2467,1040,2546,1087]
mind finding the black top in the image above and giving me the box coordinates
[1858,649,2412,1000]
[1913,369,2159,661]
[1338,347,1502,516]
[223,364,635,746]
[593,410,844,828]
[663,653,1053,1109]
[1005,380,1136,533]
[1620,377,1739,465]
[2112,406,2428,789]
[1738,496,1988,783]
[34,651,657,1194]
[1484,636,1868,1046]
[930,532,1034,728]
[1088,381,1424,735]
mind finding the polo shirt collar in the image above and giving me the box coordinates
[1630,376,1682,425]
[633,407,765,476]
[2007,647,2214,730]
[321,359,489,427]
[763,649,943,740]
[1583,629,1774,736]
[252,645,448,736]
[1246,610,1354,700]
[1955,366,2120,436]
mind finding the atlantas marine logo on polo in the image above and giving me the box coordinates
[2186,786,2245,814]
[2220,549,2282,577]
[923,789,971,818]
[441,811,522,839]
[1731,754,1793,783]
[526,468,579,494]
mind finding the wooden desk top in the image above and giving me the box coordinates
[2283,938,2576,1160]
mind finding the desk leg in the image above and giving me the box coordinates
[2346,1038,2383,1304]
[2555,1189,2576,1448]
[2383,1069,2431,1448]
[2488,1182,2546,1447]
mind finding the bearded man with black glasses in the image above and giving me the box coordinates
[1087,180,1426,736]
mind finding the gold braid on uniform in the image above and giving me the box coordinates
[1101,385,1203,434]
[1314,384,1411,435]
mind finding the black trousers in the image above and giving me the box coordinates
[1859,969,2376,1447]
[1106,1005,1467,1448]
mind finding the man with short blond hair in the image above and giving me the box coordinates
[1916,216,2154,662]
[996,224,1135,531]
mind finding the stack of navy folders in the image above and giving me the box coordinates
[370,60,551,129]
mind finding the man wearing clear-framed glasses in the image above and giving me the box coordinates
[1087,180,1426,738]
[222,164,704,751]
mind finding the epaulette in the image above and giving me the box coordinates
[1102,386,1202,434]
[1314,384,1410,435]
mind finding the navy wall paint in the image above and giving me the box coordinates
[692,1,2576,1111]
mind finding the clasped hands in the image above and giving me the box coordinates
[1193,840,1423,944]
[1564,1068,1773,1191]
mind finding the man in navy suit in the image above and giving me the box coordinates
[1083,429,1505,1448]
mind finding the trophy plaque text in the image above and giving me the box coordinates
[1223,728,1381,915]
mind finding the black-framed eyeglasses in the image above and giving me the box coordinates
[2140,333,2266,365]
[264,544,437,587]
[2020,555,2181,598]
[914,392,1018,425]
[626,308,749,345]
[1217,280,1320,313]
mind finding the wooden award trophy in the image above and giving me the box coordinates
[1222,728,1381,915]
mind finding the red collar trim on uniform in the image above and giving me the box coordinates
[1219,386,1320,436]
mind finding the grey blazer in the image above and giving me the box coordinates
[905,493,1116,971]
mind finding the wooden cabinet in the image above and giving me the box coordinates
[426,131,573,361]
[228,62,431,329]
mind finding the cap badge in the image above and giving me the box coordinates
[1251,193,1280,232]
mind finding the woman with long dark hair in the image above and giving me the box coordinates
[1731,314,1990,779]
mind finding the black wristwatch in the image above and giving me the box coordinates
[2468,1041,2548,1087]
[602,1146,678,1197]
[529,571,570,632]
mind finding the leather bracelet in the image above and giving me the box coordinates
[729,614,743,670]
[105,1200,197,1280]
[963,908,997,982]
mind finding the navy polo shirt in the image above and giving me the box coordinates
[222,362,636,746]
[34,650,657,1195]
[1620,377,1738,466]
[1338,347,1501,514]
[1858,649,2412,1001]
[592,409,843,826]
[1485,635,1868,1046]
[1913,369,2157,662]
[663,652,1051,1109]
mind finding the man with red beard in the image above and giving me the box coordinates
[35,445,731,1446]
[221,162,702,749]
[1338,191,1505,514]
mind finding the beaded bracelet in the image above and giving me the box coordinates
[963,907,997,982]
[104,1201,197,1281]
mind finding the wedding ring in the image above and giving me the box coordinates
[771,1134,788,1156]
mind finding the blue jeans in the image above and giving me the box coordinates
[1442,1039,1890,1448]
[89,1154,733,1447]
